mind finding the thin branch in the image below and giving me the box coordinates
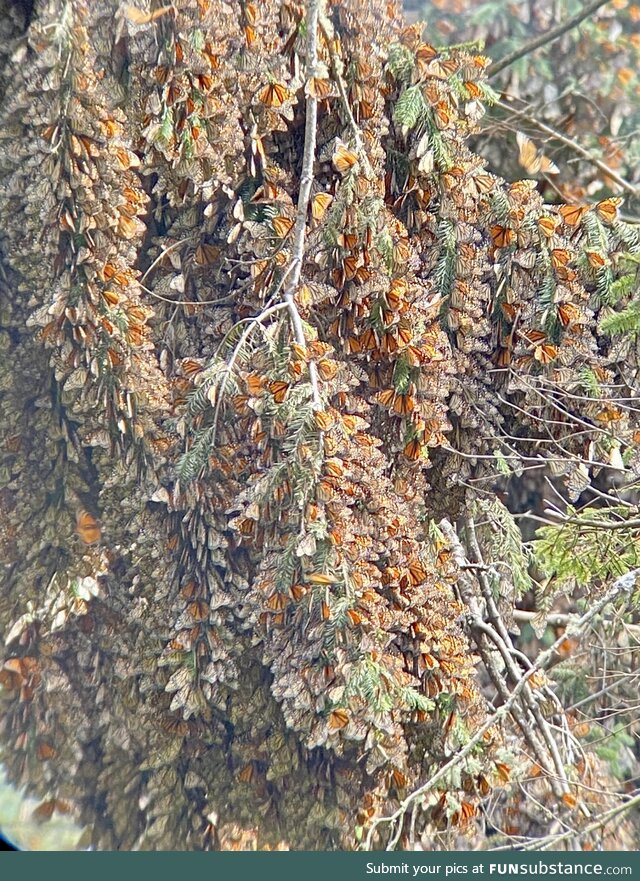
[494,98,639,197]
[487,0,611,79]
[539,510,640,531]
[522,791,640,851]
[283,0,322,409]
[209,301,288,448]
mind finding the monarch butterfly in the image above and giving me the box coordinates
[456,802,478,823]
[290,584,306,601]
[341,254,358,281]
[357,328,377,351]
[595,197,622,223]
[324,459,344,478]
[187,600,210,622]
[317,359,338,381]
[415,43,438,66]
[586,250,607,268]
[244,2,258,24]
[180,581,197,600]
[257,82,291,107]
[434,101,452,129]
[516,132,559,175]
[237,764,254,783]
[377,388,396,409]
[595,405,623,423]
[36,741,57,761]
[345,608,361,626]
[251,181,279,203]
[408,560,427,585]
[181,359,204,378]
[490,225,515,248]
[463,80,484,99]
[313,410,334,431]
[32,799,72,823]
[244,374,264,396]
[550,248,571,269]
[306,77,333,99]
[557,302,582,327]
[470,172,494,194]
[380,331,398,355]
[271,216,294,238]
[500,302,518,322]
[393,239,411,265]
[428,58,459,79]
[559,203,588,226]
[386,278,408,309]
[396,325,413,347]
[76,510,101,545]
[420,652,439,671]
[194,242,220,265]
[534,343,557,364]
[393,394,415,416]
[308,572,337,585]
[332,141,359,174]
[266,592,288,611]
[328,708,349,730]
[354,265,371,284]
[403,438,422,461]
[311,192,332,221]
[337,232,358,250]
[540,214,559,237]
[405,345,424,367]
[522,329,547,345]
[268,380,289,403]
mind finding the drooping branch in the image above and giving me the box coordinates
[364,548,639,851]
[283,0,323,409]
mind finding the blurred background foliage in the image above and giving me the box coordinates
[406,0,640,213]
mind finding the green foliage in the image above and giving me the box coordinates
[600,299,640,336]
[473,498,532,598]
[532,506,640,597]
[385,44,416,83]
[393,84,427,130]
[434,219,457,300]
[343,656,434,716]
[591,726,636,781]
[493,448,512,477]
[577,366,602,397]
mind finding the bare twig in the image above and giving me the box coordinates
[460,517,576,801]
[487,0,611,79]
